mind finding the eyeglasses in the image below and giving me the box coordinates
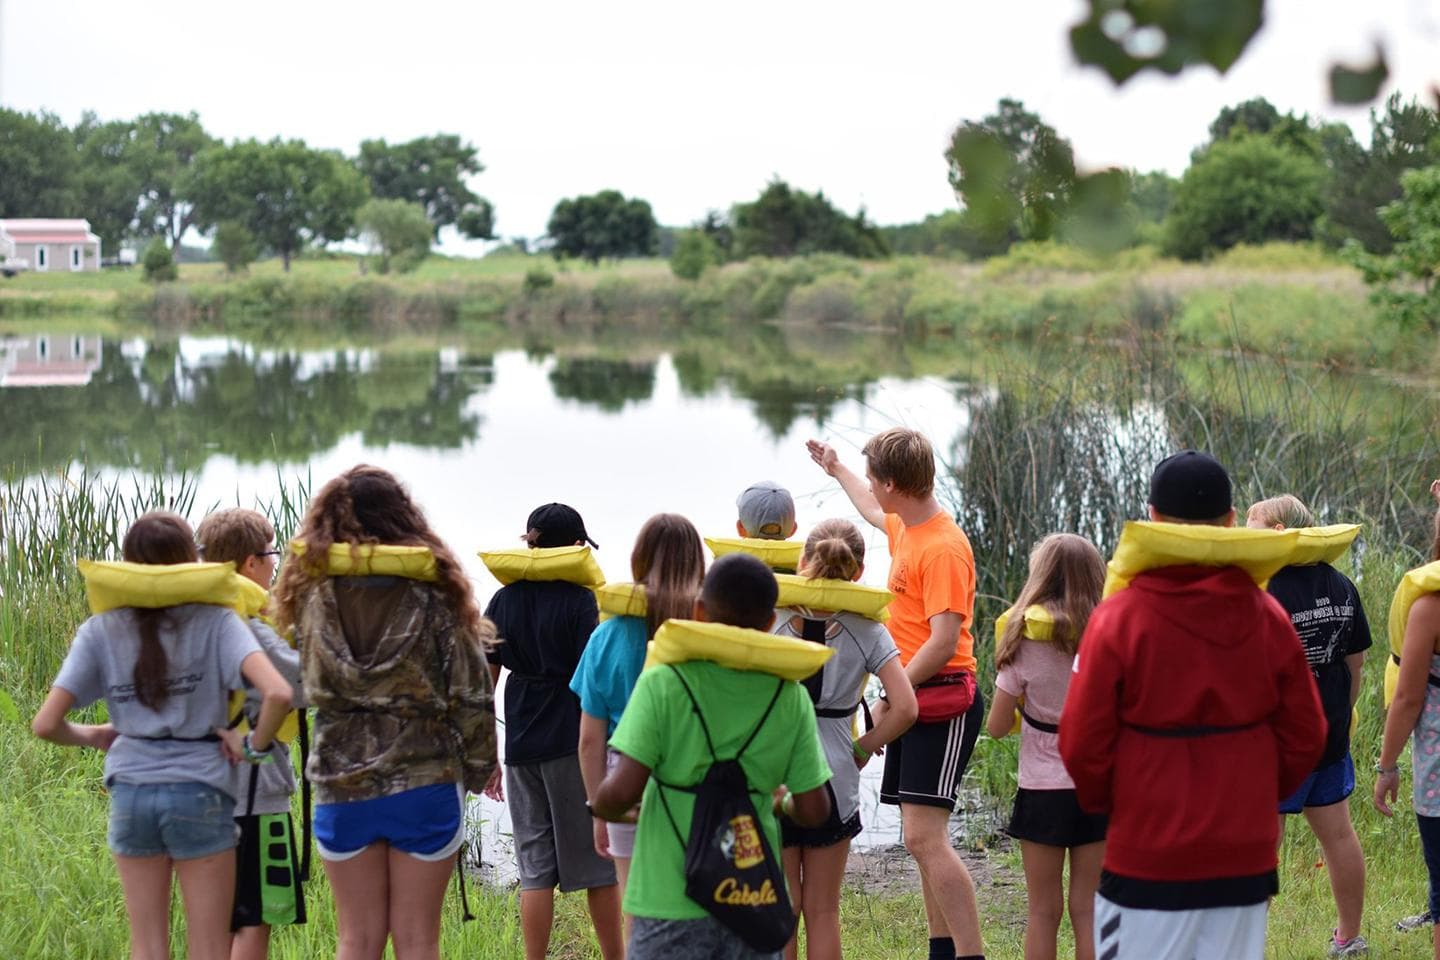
[258,550,283,558]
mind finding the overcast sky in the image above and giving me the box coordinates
[2,0,1437,251]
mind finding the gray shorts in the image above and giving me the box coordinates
[506,754,617,892]
[628,915,781,960]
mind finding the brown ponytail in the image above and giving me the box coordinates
[121,511,199,711]
[798,519,866,582]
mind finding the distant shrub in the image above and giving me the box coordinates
[670,230,719,281]
[523,266,555,294]
[1210,242,1340,272]
[212,221,257,274]
[141,238,178,283]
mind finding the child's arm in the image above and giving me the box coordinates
[1377,594,1440,814]
[856,658,917,762]
[785,785,832,828]
[578,712,613,856]
[807,439,884,530]
[218,651,292,760]
[986,685,1019,740]
[31,687,116,751]
[593,751,649,821]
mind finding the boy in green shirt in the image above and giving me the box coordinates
[593,554,833,959]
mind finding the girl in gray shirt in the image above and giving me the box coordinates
[31,511,291,960]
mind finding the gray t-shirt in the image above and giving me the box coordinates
[772,608,899,820]
[54,604,260,799]
[233,617,304,815]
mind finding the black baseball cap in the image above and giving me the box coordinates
[525,503,598,549]
[1148,451,1232,521]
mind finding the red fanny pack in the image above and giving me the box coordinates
[913,671,976,724]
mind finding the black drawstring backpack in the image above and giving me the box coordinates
[653,665,796,952]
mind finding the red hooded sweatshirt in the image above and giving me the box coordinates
[1059,564,1324,889]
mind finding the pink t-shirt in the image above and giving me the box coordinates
[994,638,1077,790]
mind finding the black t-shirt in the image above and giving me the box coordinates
[1265,563,1371,768]
[484,580,598,765]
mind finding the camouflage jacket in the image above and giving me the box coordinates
[297,575,497,804]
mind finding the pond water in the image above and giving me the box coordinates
[6,325,1439,880]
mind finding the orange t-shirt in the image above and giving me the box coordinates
[883,512,976,675]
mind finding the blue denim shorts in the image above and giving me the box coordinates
[108,781,239,860]
[1279,754,1355,814]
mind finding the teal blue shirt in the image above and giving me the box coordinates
[569,615,648,736]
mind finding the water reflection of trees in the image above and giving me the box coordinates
[548,357,656,412]
[1,341,491,472]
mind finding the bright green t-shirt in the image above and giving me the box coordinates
[609,660,832,920]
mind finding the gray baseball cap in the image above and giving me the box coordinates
[736,482,795,540]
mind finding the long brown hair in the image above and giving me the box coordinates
[995,533,1105,668]
[122,511,199,711]
[631,513,704,640]
[799,518,865,582]
[271,465,482,638]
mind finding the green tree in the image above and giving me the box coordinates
[356,198,433,274]
[141,236,178,282]
[946,99,1077,249]
[546,190,657,263]
[189,139,369,271]
[1319,94,1440,253]
[1162,133,1325,259]
[0,109,78,218]
[670,229,720,280]
[730,180,887,259]
[211,221,257,273]
[131,113,220,250]
[356,135,494,240]
[1352,165,1440,330]
[73,114,147,254]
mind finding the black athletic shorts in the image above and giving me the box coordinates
[880,689,984,811]
[781,782,862,849]
[1005,787,1107,848]
[232,812,307,930]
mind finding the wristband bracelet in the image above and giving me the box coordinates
[241,734,273,765]
[851,739,870,762]
[780,790,796,819]
[1375,762,1400,775]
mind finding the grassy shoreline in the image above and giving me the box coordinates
[1,242,1431,376]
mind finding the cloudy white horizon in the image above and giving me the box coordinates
[1,0,1436,253]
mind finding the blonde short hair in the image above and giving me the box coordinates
[862,427,935,498]
[195,508,275,566]
[1248,494,1315,530]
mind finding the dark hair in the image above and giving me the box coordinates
[631,513,705,640]
[121,511,199,711]
[700,553,778,630]
[272,464,483,639]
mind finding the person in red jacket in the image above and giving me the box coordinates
[1059,451,1325,960]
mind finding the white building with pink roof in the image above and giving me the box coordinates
[0,219,102,272]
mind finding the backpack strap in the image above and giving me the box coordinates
[297,708,312,882]
[653,667,789,846]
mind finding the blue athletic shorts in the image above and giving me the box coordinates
[1279,754,1354,814]
[314,782,464,862]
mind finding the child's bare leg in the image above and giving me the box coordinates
[1067,842,1105,960]
[175,849,238,960]
[1020,841,1064,960]
[782,846,803,960]
[800,841,849,960]
[230,924,271,960]
[586,883,624,960]
[115,853,173,960]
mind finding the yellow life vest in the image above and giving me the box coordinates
[291,541,440,581]
[645,619,834,681]
[79,560,258,616]
[596,582,647,619]
[1102,521,1299,598]
[227,611,301,746]
[478,545,605,588]
[1288,524,1361,567]
[992,604,1059,735]
[1384,560,1440,707]
[704,537,804,573]
[773,574,892,622]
